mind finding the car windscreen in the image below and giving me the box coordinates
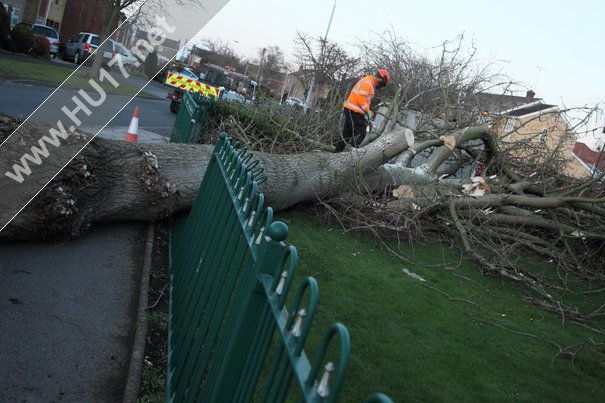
[91,36,100,46]
[34,26,58,38]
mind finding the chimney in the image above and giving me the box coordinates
[526,90,536,103]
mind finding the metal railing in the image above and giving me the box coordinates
[170,91,214,144]
[167,132,392,402]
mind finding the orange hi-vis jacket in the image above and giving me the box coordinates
[343,75,378,116]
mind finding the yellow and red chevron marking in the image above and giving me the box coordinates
[166,72,220,97]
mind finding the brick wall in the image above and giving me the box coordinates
[496,109,589,179]
[59,0,117,44]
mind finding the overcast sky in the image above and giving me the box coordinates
[188,0,603,106]
[165,0,604,140]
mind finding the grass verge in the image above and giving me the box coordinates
[0,58,155,97]
[278,210,605,402]
[138,210,605,402]
[138,220,170,403]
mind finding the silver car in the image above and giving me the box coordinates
[63,32,100,64]
[106,40,139,71]
[14,23,60,58]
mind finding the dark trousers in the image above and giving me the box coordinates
[334,108,367,152]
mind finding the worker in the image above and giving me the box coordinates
[334,69,391,152]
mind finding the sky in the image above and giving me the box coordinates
[171,0,604,139]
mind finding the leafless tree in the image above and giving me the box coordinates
[197,38,244,70]
[88,0,143,79]
[292,32,360,107]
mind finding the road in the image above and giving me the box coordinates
[0,52,177,135]
[0,80,176,137]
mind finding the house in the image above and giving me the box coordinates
[486,90,588,179]
[282,67,331,106]
[20,0,66,31]
[187,45,242,71]
[3,0,126,44]
[573,126,605,176]
[3,0,66,30]
[130,28,179,62]
[2,0,27,28]
[475,90,541,116]
[59,0,125,45]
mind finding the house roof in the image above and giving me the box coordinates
[503,101,557,117]
[134,29,179,50]
[573,142,605,171]
[474,92,541,113]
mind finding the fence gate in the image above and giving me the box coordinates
[167,133,392,403]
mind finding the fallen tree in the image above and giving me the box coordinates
[2,29,604,324]
[2,109,604,324]
[0,115,412,241]
[2,115,603,277]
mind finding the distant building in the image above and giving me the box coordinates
[187,45,241,71]
[283,67,330,105]
[130,28,179,62]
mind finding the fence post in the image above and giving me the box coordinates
[170,91,199,143]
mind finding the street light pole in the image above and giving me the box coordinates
[303,0,336,114]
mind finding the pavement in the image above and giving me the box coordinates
[0,125,163,402]
[0,52,172,401]
[0,222,150,403]
[82,126,170,144]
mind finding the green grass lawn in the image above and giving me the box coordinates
[0,57,72,83]
[278,210,605,402]
[0,58,155,97]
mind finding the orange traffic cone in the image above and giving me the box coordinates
[125,106,139,142]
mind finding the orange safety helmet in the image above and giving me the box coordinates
[376,69,391,85]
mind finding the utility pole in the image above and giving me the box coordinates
[303,0,336,114]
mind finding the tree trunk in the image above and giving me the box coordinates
[1,126,412,241]
[89,1,120,79]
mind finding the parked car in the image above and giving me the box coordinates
[285,97,304,107]
[14,23,60,57]
[220,89,247,103]
[63,32,100,64]
[103,39,138,71]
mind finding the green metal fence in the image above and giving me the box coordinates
[170,91,215,143]
[167,132,392,403]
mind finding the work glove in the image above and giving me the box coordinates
[364,109,374,121]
